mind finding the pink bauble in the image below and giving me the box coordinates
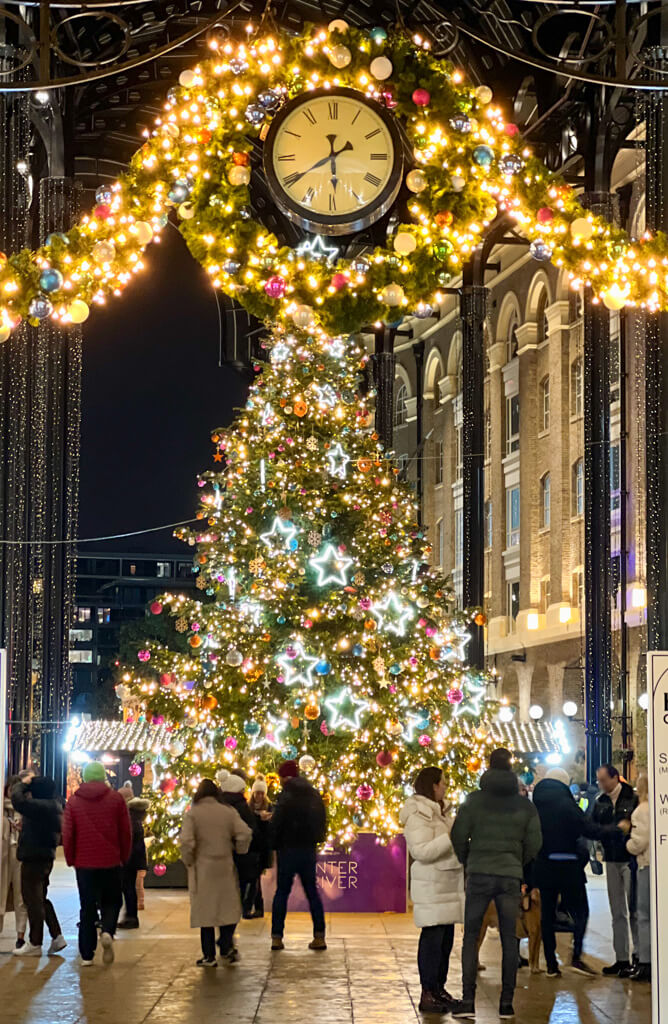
[504,123,519,137]
[418,618,427,627]
[376,750,393,767]
[94,204,112,220]
[152,715,165,726]
[412,88,431,107]
[357,783,374,801]
[128,762,142,777]
[447,687,464,704]
[152,863,167,877]
[160,672,172,686]
[331,272,348,290]
[224,736,238,750]
[150,601,163,615]
[304,618,313,629]
[138,649,151,662]
[537,207,554,225]
[264,275,287,298]
[359,597,372,610]
[418,734,431,747]
[381,91,397,109]
[160,777,177,794]
[425,626,436,636]
[320,721,329,735]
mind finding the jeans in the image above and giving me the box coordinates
[21,860,61,947]
[122,865,138,919]
[605,861,638,961]
[76,866,123,960]
[417,924,454,992]
[534,859,589,964]
[201,924,235,959]
[461,873,521,1004]
[271,848,325,938]
[636,866,650,964]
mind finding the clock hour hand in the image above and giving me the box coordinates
[326,134,353,194]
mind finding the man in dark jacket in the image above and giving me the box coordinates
[270,760,327,952]
[62,761,131,966]
[218,772,261,920]
[591,764,638,976]
[118,796,149,929]
[11,776,66,957]
[533,767,622,977]
[450,749,542,1020]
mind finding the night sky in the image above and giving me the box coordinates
[78,228,248,553]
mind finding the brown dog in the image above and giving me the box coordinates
[477,887,543,974]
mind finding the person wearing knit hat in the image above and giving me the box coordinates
[63,761,132,966]
[270,761,327,951]
[248,776,273,919]
[532,765,625,978]
[219,774,261,924]
[118,782,134,804]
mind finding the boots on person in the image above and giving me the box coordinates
[308,933,327,950]
[418,990,451,1014]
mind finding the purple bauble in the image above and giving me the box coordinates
[264,275,287,299]
[357,783,374,801]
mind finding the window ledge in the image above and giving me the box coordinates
[538,526,551,535]
[570,413,583,424]
[571,514,584,524]
[538,429,550,440]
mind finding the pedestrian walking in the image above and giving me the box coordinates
[179,778,252,967]
[62,761,132,966]
[532,767,622,977]
[118,797,149,929]
[592,764,638,976]
[1,775,28,949]
[218,773,261,919]
[625,774,650,982]
[399,766,464,1015]
[270,760,327,952]
[248,776,273,918]
[10,775,66,958]
[450,748,542,1020]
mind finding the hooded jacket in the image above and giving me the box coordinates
[450,769,542,879]
[62,781,132,869]
[533,778,617,860]
[219,781,261,884]
[591,781,638,862]
[399,794,464,928]
[11,779,62,863]
[270,776,327,850]
[126,797,149,872]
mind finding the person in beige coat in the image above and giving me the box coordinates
[1,778,28,948]
[625,774,650,982]
[179,778,252,967]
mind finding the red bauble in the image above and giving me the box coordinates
[447,687,464,705]
[435,210,453,228]
[331,272,348,290]
[504,123,520,137]
[537,207,554,225]
[376,750,393,767]
[150,601,163,615]
[153,864,167,877]
[233,151,250,166]
[93,204,112,220]
[160,778,178,794]
[412,88,431,107]
[159,672,173,686]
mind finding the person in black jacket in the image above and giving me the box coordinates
[218,773,261,921]
[118,797,149,929]
[591,764,638,976]
[270,760,327,952]
[247,776,273,919]
[10,777,66,957]
[532,767,622,978]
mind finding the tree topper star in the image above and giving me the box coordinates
[324,687,369,730]
[372,591,414,637]
[276,641,319,688]
[309,543,353,586]
[250,713,289,751]
[326,442,350,480]
[260,516,298,554]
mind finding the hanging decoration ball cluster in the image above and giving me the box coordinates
[0,24,665,341]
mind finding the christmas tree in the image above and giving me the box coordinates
[120,323,493,862]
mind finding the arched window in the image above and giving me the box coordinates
[507,311,519,363]
[540,375,550,432]
[541,472,551,529]
[393,380,408,427]
[537,291,549,343]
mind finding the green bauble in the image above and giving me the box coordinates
[433,241,454,262]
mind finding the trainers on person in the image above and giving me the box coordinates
[77,955,95,967]
[418,990,452,1014]
[630,963,651,982]
[618,961,635,978]
[308,934,327,951]
[47,935,67,956]
[13,942,41,957]
[602,960,629,976]
[546,964,562,978]
[499,1003,515,1019]
[117,918,139,930]
[100,931,114,965]
[195,957,217,967]
[450,1000,476,1018]
[14,938,25,950]
[518,955,529,969]
[571,958,597,976]
[271,935,284,951]
[222,947,240,965]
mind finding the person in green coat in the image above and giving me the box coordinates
[449,748,542,1021]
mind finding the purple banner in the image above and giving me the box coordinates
[261,833,407,913]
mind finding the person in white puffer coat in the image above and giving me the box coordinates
[399,766,465,1015]
[625,774,650,982]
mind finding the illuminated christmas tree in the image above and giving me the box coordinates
[121,323,494,861]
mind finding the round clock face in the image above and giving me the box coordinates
[264,88,404,236]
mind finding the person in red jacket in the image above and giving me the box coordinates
[62,761,131,966]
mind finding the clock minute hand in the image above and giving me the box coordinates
[326,134,353,193]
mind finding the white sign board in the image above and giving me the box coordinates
[648,652,668,1023]
[0,650,7,906]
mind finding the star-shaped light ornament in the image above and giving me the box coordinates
[249,713,289,751]
[270,342,291,364]
[296,235,339,266]
[261,403,276,427]
[440,624,471,663]
[371,591,415,636]
[324,687,369,730]
[313,383,337,408]
[325,336,346,360]
[452,675,487,719]
[310,543,353,586]
[402,710,428,743]
[276,641,319,688]
[260,516,298,555]
[326,442,350,480]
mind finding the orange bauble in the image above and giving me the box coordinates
[293,400,308,417]
[429,646,441,660]
[202,695,218,710]
[211,433,220,443]
[364,618,377,631]
[198,554,207,564]
[290,716,300,729]
[357,458,372,473]
[246,667,264,683]
[467,757,481,771]
[304,703,320,720]
[189,635,202,648]
[474,612,487,626]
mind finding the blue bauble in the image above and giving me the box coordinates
[288,538,298,551]
[258,89,281,111]
[277,615,286,624]
[95,185,113,205]
[245,104,265,126]
[45,231,68,246]
[39,268,63,293]
[414,303,434,319]
[352,644,364,657]
[416,716,430,731]
[222,259,241,275]
[283,744,298,759]
[28,294,53,319]
[529,239,552,263]
[370,26,388,43]
[243,720,261,737]
[499,154,523,175]
[473,145,494,168]
[166,87,178,103]
[315,660,331,675]
[167,182,189,204]
[389,663,402,675]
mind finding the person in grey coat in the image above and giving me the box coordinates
[179,778,252,967]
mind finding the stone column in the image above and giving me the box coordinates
[546,300,572,603]
[546,662,566,719]
[516,322,538,610]
[517,662,533,722]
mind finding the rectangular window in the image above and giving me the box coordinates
[506,580,520,633]
[156,561,171,578]
[435,519,444,567]
[540,578,551,614]
[69,628,93,643]
[77,607,91,623]
[610,443,621,511]
[541,376,550,432]
[610,313,621,404]
[572,459,584,517]
[455,509,463,569]
[506,486,520,548]
[571,358,583,418]
[435,440,443,486]
[97,607,111,625]
[505,395,520,455]
[484,500,493,550]
[455,425,463,482]
[541,473,551,529]
[69,649,93,664]
[396,453,408,476]
[572,569,584,610]
[484,409,492,463]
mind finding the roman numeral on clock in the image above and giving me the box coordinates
[302,186,315,204]
[277,154,295,161]
[329,193,336,211]
[328,101,338,120]
[283,171,301,188]
[303,108,317,125]
[365,128,381,140]
[364,172,382,187]
[370,153,387,161]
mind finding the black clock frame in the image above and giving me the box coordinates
[263,86,405,237]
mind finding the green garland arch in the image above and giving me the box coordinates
[0,23,663,340]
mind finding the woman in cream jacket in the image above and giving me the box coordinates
[399,766,465,1014]
[626,774,650,981]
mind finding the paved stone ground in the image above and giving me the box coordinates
[0,857,651,1023]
